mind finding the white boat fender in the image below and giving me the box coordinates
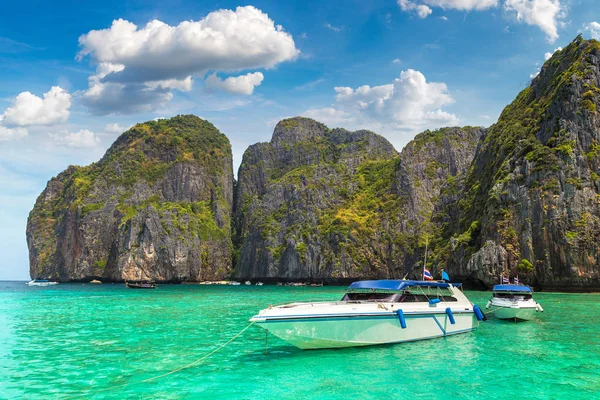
[445,308,456,324]
[396,309,407,329]
[536,303,544,312]
[485,300,492,309]
[473,304,486,321]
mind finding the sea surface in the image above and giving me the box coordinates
[0,281,598,399]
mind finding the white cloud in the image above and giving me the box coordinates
[0,126,27,142]
[424,0,498,10]
[324,23,342,32]
[532,46,562,79]
[397,1,564,41]
[104,123,130,133]
[504,0,564,42]
[303,69,458,136]
[303,108,356,126]
[544,46,562,60]
[398,0,497,18]
[1,86,71,126]
[440,16,448,21]
[205,72,264,95]
[77,6,299,114]
[392,58,402,64]
[293,78,325,91]
[398,1,433,18]
[50,129,100,148]
[583,21,600,40]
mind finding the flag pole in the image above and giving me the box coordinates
[423,238,428,280]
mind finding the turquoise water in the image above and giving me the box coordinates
[0,282,598,399]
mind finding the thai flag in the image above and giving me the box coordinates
[502,276,510,284]
[423,268,433,281]
[514,276,519,284]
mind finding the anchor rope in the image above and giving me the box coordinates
[483,306,505,315]
[69,321,256,398]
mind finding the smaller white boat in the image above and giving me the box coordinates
[245,281,252,285]
[26,280,59,287]
[256,282,264,286]
[229,281,241,286]
[486,284,543,321]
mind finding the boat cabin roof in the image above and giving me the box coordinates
[492,284,532,293]
[347,280,457,292]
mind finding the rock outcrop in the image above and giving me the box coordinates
[233,118,483,281]
[443,36,600,290]
[26,36,600,290]
[27,115,233,282]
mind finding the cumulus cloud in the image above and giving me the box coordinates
[398,1,432,18]
[1,86,71,126]
[397,1,564,41]
[0,126,28,142]
[205,72,264,95]
[504,0,564,42]
[77,6,299,114]
[50,129,100,148]
[583,21,600,40]
[104,123,130,133]
[303,69,458,136]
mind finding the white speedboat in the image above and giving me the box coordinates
[250,280,485,350]
[485,284,543,321]
[26,279,59,287]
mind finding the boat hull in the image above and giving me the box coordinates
[26,282,58,286]
[255,312,477,350]
[494,307,537,321]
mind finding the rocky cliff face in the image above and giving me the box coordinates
[27,115,233,282]
[443,36,600,290]
[27,37,600,289]
[233,118,483,280]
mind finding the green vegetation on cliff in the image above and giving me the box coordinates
[27,115,234,282]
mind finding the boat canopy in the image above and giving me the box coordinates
[493,284,532,292]
[347,280,456,291]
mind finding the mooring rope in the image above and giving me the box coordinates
[69,321,256,398]
[483,306,503,315]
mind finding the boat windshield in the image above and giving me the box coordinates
[342,292,398,302]
[342,286,458,303]
[494,292,532,300]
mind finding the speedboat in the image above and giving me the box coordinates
[250,280,486,350]
[26,280,58,286]
[485,284,543,321]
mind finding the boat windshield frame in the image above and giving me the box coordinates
[343,283,458,303]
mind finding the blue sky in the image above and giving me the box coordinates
[1,0,599,279]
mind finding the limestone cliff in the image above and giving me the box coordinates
[27,115,233,282]
[233,117,483,280]
[444,36,600,290]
